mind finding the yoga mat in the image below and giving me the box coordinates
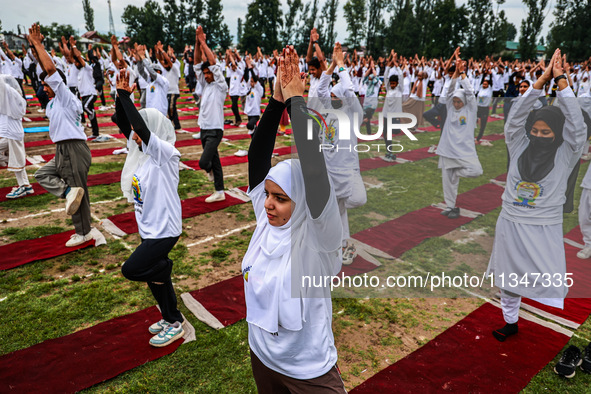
[108,191,249,235]
[0,306,183,393]
[0,171,121,203]
[182,146,292,170]
[352,206,473,258]
[521,238,591,326]
[24,126,50,133]
[186,275,246,327]
[350,302,569,393]
[0,230,95,271]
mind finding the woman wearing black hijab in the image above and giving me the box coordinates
[486,49,586,342]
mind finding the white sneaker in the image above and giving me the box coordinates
[234,149,248,157]
[206,170,214,182]
[192,133,201,140]
[427,145,437,154]
[65,187,85,215]
[342,243,357,265]
[205,191,225,203]
[112,147,129,155]
[37,108,45,113]
[577,247,591,259]
[65,232,93,247]
[176,129,190,134]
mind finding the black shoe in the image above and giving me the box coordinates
[224,119,232,125]
[492,323,518,342]
[447,207,460,219]
[581,342,591,373]
[554,345,582,378]
[440,208,452,216]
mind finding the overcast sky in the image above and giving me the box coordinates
[2,0,555,45]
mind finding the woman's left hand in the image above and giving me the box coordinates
[116,69,136,94]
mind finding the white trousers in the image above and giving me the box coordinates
[442,165,483,208]
[337,174,367,246]
[501,290,521,324]
[0,137,30,187]
[579,187,591,248]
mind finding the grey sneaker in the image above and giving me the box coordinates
[149,321,185,347]
[447,207,460,219]
[148,319,171,335]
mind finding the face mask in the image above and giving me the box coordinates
[529,135,555,147]
[331,98,343,109]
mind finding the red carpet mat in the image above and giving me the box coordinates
[186,275,246,327]
[352,206,473,258]
[108,190,249,235]
[183,146,292,170]
[0,230,95,271]
[0,306,183,393]
[350,302,569,393]
[521,234,591,326]
[0,171,122,203]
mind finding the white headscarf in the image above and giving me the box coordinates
[121,108,176,202]
[0,75,26,120]
[243,159,310,333]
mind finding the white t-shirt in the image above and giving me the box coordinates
[147,73,170,116]
[244,181,341,380]
[77,64,96,97]
[164,60,181,95]
[45,72,85,142]
[228,65,244,96]
[244,82,264,116]
[66,63,79,89]
[132,134,182,239]
[195,62,228,130]
[501,87,585,225]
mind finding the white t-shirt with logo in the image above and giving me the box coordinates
[146,74,170,116]
[131,135,182,239]
[45,72,85,142]
[77,64,96,97]
[244,83,264,116]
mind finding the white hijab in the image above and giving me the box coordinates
[121,108,176,202]
[0,75,26,120]
[243,160,309,333]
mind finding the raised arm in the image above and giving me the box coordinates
[196,26,215,65]
[26,24,55,76]
[115,70,150,145]
[69,36,86,67]
[282,46,330,218]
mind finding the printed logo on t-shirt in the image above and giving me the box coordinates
[324,119,337,146]
[242,265,251,282]
[459,116,467,125]
[513,180,543,208]
[132,174,143,205]
[150,86,155,93]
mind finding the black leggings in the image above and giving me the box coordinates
[247,115,260,133]
[476,106,490,141]
[231,95,241,124]
[167,93,181,130]
[82,95,99,136]
[121,236,183,324]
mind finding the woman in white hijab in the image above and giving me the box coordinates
[242,46,345,393]
[436,50,483,219]
[0,74,33,198]
[487,49,586,344]
[113,70,185,348]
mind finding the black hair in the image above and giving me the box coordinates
[448,65,456,73]
[389,74,399,83]
[520,80,531,87]
[201,61,211,71]
[307,57,321,69]
[39,69,67,84]
[250,74,259,83]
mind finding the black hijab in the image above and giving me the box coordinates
[517,105,566,183]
